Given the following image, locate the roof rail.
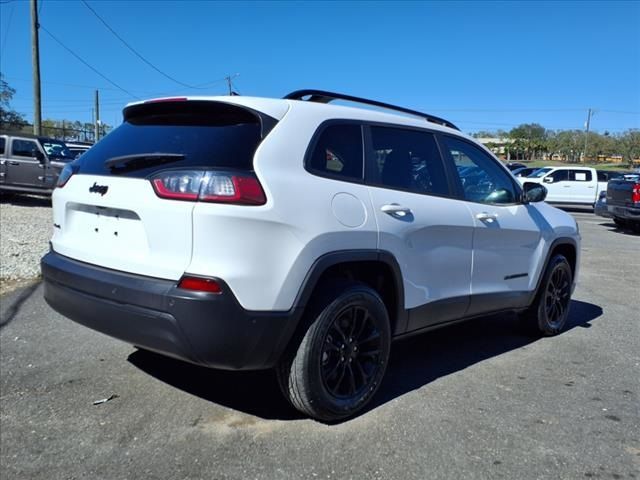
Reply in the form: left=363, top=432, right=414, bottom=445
left=283, top=89, right=459, bottom=131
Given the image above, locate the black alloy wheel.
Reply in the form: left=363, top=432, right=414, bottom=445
left=321, top=305, right=383, bottom=399
left=277, top=282, right=391, bottom=422
left=522, top=254, right=573, bottom=336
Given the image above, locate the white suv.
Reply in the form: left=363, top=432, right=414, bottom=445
left=42, top=90, right=580, bottom=421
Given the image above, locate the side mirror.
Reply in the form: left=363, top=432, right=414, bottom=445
left=34, top=151, right=46, bottom=163
left=522, top=182, right=547, bottom=203
left=543, top=176, right=553, bottom=184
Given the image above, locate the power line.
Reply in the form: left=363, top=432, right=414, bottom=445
left=0, top=3, right=13, bottom=57
left=81, top=0, right=204, bottom=89
left=39, top=24, right=139, bottom=99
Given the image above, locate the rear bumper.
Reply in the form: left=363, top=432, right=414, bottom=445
left=607, top=204, right=640, bottom=221
left=41, top=251, right=300, bottom=370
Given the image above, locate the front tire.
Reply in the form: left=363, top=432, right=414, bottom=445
left=522, top=254, right=573, bottom=336
left=277, top=283, right=391, bottom=421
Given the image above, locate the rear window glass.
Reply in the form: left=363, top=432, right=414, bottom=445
left=76, top=101, right=262, bottom=178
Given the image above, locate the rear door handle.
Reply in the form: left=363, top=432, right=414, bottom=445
left=381, top=203, right=412, bottom=218
left=8, top=161, right=19, bottom=166
left=476, top=212, right=498, bottom=222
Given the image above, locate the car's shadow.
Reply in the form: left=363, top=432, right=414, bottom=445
left=128, top=299, right=602, bottom=422
left=599, top=221, right=639, bottom=236
left=0, top=194, right=51, bottom=207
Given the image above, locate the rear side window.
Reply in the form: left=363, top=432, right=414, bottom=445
left=308, top=124, right=363, bottom=180
left=12, top=139, right=39, bottom=158
left=0, top=137, right=5, bottom=154
left=76, top=101, right=264, bottom=178
left=369, top=126, right=449, bottom=196
left=569, top=170, right=592, bottom=181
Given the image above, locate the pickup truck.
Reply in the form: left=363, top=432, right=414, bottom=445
left=606, top=176, right=640, bottom=232
left=0, top=131, right=76, bottom=195
left=519, top=166, right=607, bottom=207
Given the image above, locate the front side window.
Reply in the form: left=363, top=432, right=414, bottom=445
left=549, top=170, right=568, bottom=182
left=11, top=139, right=39, bottom=158
left=308, top=124, right=363, bottom=180
left=369, top=126, right=449, bottom=196
left=443, top=136, right=518, bottom=204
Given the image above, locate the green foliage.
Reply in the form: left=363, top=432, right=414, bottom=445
left=476, top=122, right=639, bottom=166
left=0, top=74, right=27, bottom=131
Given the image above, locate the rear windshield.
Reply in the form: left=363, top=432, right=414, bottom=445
left=76, top=101, right=263, bottom=178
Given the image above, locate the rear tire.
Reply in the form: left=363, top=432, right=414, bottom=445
left=521, top=254, right=573, bottom=336
left=277, top=282, right=391, bottom=422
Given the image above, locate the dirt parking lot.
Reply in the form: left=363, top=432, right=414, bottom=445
left=0, top=208, right=638, bottom=480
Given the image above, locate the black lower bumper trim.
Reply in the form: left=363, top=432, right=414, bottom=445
left=41, top=251, right=300, bottom=370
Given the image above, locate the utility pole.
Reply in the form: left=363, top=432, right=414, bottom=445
left=31, top=0, right=42, bottom=135
left=94, top=90, right=100, bottom=142
left=225, top=75, right=232, bottom=95
left=583, top=108, right=592, bottom=164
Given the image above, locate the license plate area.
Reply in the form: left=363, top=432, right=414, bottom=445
left=65, top=203, right=148, bottom=253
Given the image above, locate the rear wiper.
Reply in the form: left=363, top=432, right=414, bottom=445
left=104, top=153, right=185, bottom=171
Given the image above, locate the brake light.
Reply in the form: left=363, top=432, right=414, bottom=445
left=150, top=170, right=266, bottom=205
left=632, top=183, right=640, bottom=204
left=178, top=276, right=222, bottom=294
left=56, top=163, right=75, bottom=188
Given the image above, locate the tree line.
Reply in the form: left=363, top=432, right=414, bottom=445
left=2, top=75, right=639, bottom=163
left=472, top=123, right=640, bottom=165
left=1, top=74, right=111, bottom=143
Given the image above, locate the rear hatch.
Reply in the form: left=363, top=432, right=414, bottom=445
left=606, top=178, right=637, bottom=207
left=51, top=99, right=277, bottom=280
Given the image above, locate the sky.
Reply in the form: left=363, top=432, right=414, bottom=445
left=1, top=0, right=639, bottom=135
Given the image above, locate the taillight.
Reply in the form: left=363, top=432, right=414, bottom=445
left=150, top=170, right=266, bottom=205
left=632, top=183, right=640, bottom=204
left=177, top=276, right=222, bottom=294
left=56, top=163, right=75, bottom=188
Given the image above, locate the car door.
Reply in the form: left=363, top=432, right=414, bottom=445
left=439, top=135, right=545, bottom=315
left=7, top=137, right=47, bottom=189
left=568, top=168, right=595, bottom=203
left=0, top=136, right=7, bottom=186
left=365, top=125, right=475, bottom=333
left=541, top=169, right=569, bottom=202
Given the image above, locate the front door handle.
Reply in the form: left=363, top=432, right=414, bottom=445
left=476, top=212, right=498, bottom=222
left=381, top=203, right=412, bottom=218
left=8, top=161, right=19, bottom=166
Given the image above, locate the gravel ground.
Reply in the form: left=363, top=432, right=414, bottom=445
left=0, top=195, right=52, bottom=293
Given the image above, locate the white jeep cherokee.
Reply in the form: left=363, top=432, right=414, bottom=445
left=42, top=90, right=580, bottom=421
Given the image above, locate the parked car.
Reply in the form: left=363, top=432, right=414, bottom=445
left=41, top=90, right=580, bottom=421
left=505, top=162, right=527, bottom=171
left=521, top=166, right=607, bottom=207
left=0, top=131, right=75, bottom=195
left=606, top=176, right=640, bottom=232
left=594, top=190, right=611, bottom=219
left=65, top=141, right=93, bottom=159
left=511, top=166, right=540, bottom=178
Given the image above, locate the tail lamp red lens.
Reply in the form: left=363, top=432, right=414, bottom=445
left=150, top=170, right=266, bottom=205
left=178, top=276, right=222, bottom=294
left=632, top=183, right=640, bottom=204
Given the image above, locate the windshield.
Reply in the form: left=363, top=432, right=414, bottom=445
left=39, top=139, right=75, bottom=161
left=528, top=168, right=552, bottom=178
